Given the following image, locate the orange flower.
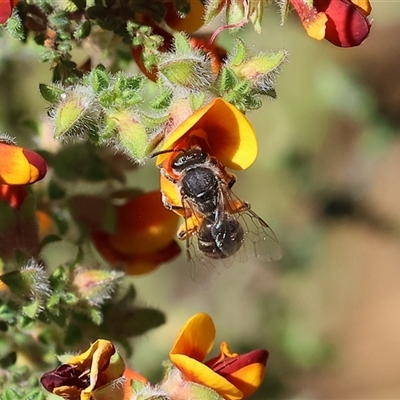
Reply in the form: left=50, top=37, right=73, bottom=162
left=290, top=0, right=371, bottom=47
left=169, top=313, right=268, bottom=400
left=156, top=98, right=257, bottom=171
left=164, top=0, right=205, bottom=33
left=41, top=339, right=128, bottom=400
left=156, top=98, right=257, bottom=208
left=92, top=191, right=180, bottom=275
left=0, top=0, right=19, bottom=24
left=0, top=141, right=47, bottom=185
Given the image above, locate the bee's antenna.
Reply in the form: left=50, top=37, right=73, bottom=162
left=150, top=148, right=185, bottom=158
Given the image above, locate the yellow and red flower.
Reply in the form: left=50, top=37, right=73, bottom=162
left=156, top=98, right=257, bottom=209
left=92, top=191, right=180, bottom=275
left=290, top=0, right=371, bottom=47
left=168, top=312, right=268, bottom=400
left=41, top=339, right=129, bottom=400
left=0, top=141, right=47, bottom=186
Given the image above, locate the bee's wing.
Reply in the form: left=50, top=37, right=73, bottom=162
left=219, top=184, right=282, bottom=263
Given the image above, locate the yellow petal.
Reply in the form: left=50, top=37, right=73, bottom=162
left=0, top=143, right=47, bottom=185
left=350, top=0, right=372, bottom=16
left=226, top=362, right=266, bottom=398
left=160, top=173, right=183, bottom=209
left=156, top=98, right=258, bottom=170
left=170, top=313, right=216, bottom=362
left=171, top=354, right=243, bottom=400
left=304, top=12, right=327, bottom=41
left=67, top=339, right=116, bottom=395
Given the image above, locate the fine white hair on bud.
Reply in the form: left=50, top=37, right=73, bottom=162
left=48, top=84, right=101, bottom=142
left=21, top=260, right=52, bottom=304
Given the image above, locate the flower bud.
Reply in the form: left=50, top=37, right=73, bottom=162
left=50, top=85, right=98, bottom=139
left=72, top=267, right=124, bottom=306
left=0, top=262, right=50, bottom=315
left=106, top=111, right=149, bottom=162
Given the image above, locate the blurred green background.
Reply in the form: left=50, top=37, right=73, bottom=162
left=1, top=2, right=400, bottom=398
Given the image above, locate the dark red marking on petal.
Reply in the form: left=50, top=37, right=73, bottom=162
left=40, top=364, right=88, bottom=393
left=212, top=349, right=269, bottom=376
left=314, top=0, right=371, bottom=47
left=22, top=149, right=47, bottom=181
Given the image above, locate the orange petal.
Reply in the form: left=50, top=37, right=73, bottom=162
left=170, top=313, right=216, bottom=362
left=156, top=98, right=258, bottom=171
left=123, top=241, right=181, bottom=275
left=171, top=354, right=243, bottom=400
left=109, top=191, right=179, bottom=255
left=0, top=143, right=47, bottom=185
left=164, top=0, right=205, bottom=33
left=225, top=359, right=267, bottom=398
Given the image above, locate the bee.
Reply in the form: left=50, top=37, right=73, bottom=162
left=155, top=146, right=281, bottom=282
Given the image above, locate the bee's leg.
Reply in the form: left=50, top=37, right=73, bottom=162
left=227, top=173, right=236, bottom=189
left=160, top=167, right=178, bottom=183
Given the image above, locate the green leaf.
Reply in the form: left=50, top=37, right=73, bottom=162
left=89, top=308, right=103, bottom=325
left=230, top=39, right=246, bottom=66
left=6, top=13, right=25, bottom=41
left=22, top=299, right=42, bottom=319
left=204, top=0, right=223, bottom=25
left=150, top=89, right=173, bottom=110
left=74, top=19, right=91, bottom=40
left=218, top=67, right=238, bottom=92
left=2, top=388, right=20, bottom=400
left=173, top=32, right=191, bottom=55
left=39, top=84, right=65, bottom=104
left=90, top=67, right=111, bottom=93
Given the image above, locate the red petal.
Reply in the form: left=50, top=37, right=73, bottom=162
left=22, top=148, right=48, bottom=182
left=213, top=349, right=268, bottom=376
left=0, top=0, right=12, bottom=24
left=314, top=0, right=371, bottom=47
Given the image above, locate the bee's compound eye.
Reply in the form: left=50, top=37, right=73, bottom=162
left=198, top=218, right=244, bottom=259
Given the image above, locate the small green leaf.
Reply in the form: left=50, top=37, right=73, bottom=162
left=39, top=84, right=65, bottom=104
left=74, top=19, right=91, bottom=40
left=189, top=92, right=206, bottom=111
left=90, top=68, right=110, bottom=93
left=230, top=39, right=246, bottom=66
left=6, top=13, right=25, bottom=41
left=150, top=88, right=173, bottom=110
left=173, top=32, right=191, bottom=55
left=2, top=388, right=20, bottom=400
left=22, top=300, right=42, bottom=319
left=89, top=308, right=103, bottom=325
left=218, top=67, right=238, bottom=92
